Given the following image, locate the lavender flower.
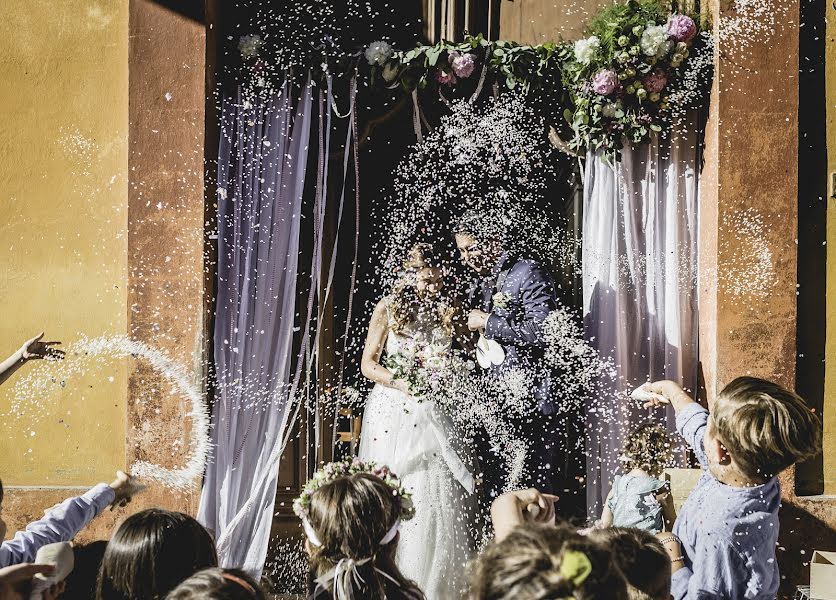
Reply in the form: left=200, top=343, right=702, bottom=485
left=591, top=69, right=620, bottom=96
left=667, top=14, right=697, bottom=42
left=449, top=51, right=476, bottom=78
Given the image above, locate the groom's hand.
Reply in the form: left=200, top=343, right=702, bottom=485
left=467, top=310, right=489, bottom=331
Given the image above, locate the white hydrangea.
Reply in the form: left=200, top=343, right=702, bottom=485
left=573, top=35, right=601, bottom=64
left=640, top=25, right=672, bottom=58
left=364, top=40, right=393, bottom=65
left=238, top=34, right=263, bottom=59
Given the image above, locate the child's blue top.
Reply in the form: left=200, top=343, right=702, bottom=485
left=671, top=403, right=780, bottom=600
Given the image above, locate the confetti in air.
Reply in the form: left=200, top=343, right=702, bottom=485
left=11, top=336, right=209, bottom=490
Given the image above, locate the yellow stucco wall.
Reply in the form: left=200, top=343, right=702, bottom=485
left=0, top=1, right=128, bottom=485
left=826, top=7, right=836, bottom=496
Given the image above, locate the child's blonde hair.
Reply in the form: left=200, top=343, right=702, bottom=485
left=712, top=377, right=822, bottom=480
left=588, top=527, right=670, bottom=600
left=468, top=523, right=628, bottom=600
left=620, top=423, right=672, bottom=477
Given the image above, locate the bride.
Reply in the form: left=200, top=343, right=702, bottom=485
left=358, top=243, right=477, bottom=600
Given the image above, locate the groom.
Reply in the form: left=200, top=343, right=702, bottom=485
left=454, top=211, right=584, bottom=518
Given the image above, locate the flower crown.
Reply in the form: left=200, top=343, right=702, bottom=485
left=293, top=456, right=416, bottom=521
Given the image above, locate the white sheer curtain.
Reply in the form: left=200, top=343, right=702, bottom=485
left=198, top=81, right=313, bottom=575
left=582, top=127, right=699, bottom=517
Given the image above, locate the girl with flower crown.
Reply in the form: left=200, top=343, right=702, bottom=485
left=358, top=242, right=477, bottom=599
left=295, top=460, right=424, bottom=600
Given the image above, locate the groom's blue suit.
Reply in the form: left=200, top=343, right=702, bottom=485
left=479, top=253, right=558, bottom=415
left=470, top=253, right=560, bottom=496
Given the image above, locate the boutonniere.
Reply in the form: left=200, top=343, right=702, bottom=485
left=492, top=291, right=512, bottom=310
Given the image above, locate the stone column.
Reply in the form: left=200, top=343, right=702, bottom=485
left=700, top=0, right=836, bottom=593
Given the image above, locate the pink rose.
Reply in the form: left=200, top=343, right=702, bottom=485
left=435, top=69, right=457, bottom=86
left=591, top=69, right=619, bottom=96
left=642, top=68, right=668, bottom=93
left=448, top=51, right=476, bottom=78
left=667, top=14, right=697, bottom=42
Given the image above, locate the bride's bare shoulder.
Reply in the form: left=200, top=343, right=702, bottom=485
left=371, top=297, right=392, bottom=322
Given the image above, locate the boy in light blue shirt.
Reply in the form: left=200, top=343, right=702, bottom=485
left=643, top=377, right=821, bottom=600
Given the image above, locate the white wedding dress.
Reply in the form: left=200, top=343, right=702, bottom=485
left=358, top=308, right=477, bottom=600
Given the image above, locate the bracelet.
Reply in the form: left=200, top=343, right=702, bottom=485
left=658, top=536, right=680, bottom=546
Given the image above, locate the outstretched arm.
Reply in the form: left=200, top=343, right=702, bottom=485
left=484, top=267, right=557, bottom=348
left=0, top=333, right=64, bottom=388
left=361, top=300, right=409, bottom=393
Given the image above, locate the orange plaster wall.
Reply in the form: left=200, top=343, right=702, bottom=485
left=0, top=0, right=207, bottom=541
left=699, top=0, right=836, bottom=595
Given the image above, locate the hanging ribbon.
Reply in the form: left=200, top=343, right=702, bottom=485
left=335, top=73, right=363, bottom=406
left=278, top=73, right=357, bottom=460
left=411, top=88, right=423, bottom=142
left=469, top=46, right=491, bottom=103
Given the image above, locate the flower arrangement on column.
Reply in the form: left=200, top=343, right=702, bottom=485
left=560, top=0, right=712, bottom=157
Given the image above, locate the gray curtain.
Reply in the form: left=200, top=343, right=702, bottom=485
left=198, top=80, right=313, bottom=575
left=582, top=127, right=700, bottom=518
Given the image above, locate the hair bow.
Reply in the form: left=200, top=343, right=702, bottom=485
left=560, top=550, right=592, bottom=587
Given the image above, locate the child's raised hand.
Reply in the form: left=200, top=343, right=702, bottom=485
left=635, top=380, right=695, bottom=412
left=631, top=382, right=670, bottom=408
left=491, top=488, right=559, bottom=541
left=109, top=471, right=146, bottom=510
left=20, top=333, right=64, bottom=361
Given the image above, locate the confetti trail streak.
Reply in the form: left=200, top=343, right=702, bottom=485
left=13, top=336, right=209, bottom=490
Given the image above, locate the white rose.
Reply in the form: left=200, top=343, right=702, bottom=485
left=364, top=40, right=393, bottom=65
left=640, top=25, right=672, bottom=58
left=238, top=34, right=263, bottom=59
left=573, top=35, right=601, bottom=65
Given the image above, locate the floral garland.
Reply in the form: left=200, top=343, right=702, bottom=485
left=366, top=33, right=567, bottom=94
left=293, top=456, right=415, bottom=521
left=560, top=0, right=710, bottom=156
left=231, top=0, right=711, bottom=155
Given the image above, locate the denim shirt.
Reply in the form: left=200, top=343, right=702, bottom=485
left=608, top=473, right=667, bottom=533
left=671, top=404, right=780, bottom=600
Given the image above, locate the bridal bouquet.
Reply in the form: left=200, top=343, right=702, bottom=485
left=384, top=343, right=475, bottom=399
left=561, top=0, right=708, bottom=157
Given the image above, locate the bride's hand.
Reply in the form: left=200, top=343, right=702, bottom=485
left=392, top=379, right=411, bottom=394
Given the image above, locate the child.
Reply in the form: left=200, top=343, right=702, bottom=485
left=643, top=377, right=822, bottom=600
left=468, top=522, right=629, bottom=600
left=96, top=509, right=218, bottom=600
left=0, top=471, right=140, bottom=567
left=589, top=527, right=670, bottom=600
left=600, top=423, right=676, bottom=533
left=165, top=568, right=266, bottom=600
left=295, top=459, right=424, bottom=600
